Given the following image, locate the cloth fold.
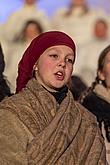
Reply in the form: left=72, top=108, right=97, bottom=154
left=1, top=78, right=106, bottom=164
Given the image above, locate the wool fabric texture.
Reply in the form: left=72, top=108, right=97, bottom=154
left=16, top=31, right=76, bottom=93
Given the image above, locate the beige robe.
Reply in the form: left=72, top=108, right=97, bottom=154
left=0, top=78, right=106, bottom=164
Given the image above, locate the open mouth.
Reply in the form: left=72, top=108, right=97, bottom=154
left=55, top=71, right=64, bottom=80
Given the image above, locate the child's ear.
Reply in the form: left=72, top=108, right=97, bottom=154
left=97, top=70, right=105, bottom=81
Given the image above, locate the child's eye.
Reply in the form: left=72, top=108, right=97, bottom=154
left=66, top=58, right=74, bottom=64
left=49, top=54, right=58, bottom=58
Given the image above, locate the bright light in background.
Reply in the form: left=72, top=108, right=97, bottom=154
left=37, top=0, right=69, bottom=17
left=0, top=0, right=109, bottom=23
left=0, top=0, right=22, bottom=23
left=0, top=0, right=69, bottom=23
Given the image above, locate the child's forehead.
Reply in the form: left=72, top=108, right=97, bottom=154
left=44, top=45, right=74, bottom=52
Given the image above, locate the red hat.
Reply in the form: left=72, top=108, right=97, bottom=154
left=16, top=31, right=76, bottom=93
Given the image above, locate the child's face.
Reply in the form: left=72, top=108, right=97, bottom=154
left=36, top=45, right=75, bottom=90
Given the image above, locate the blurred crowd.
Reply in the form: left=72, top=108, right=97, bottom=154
left=0, top=0, right=110, bottom=163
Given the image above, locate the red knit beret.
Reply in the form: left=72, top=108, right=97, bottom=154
left=16, top=31, right=76, bottom=93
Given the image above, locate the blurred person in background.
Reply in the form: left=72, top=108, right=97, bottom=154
left=52, top=0, right=107, bottom=46
left=14, top=19, right=43, bottom=45
left=74, top=18, right=110, bottom=86
left=4, top=19, right=43, bottom=93
left=0, top=43, right=12, bottom=101
left=79, top=45, right=110, bottom=163
left=0, top=0, right=51, bottom=46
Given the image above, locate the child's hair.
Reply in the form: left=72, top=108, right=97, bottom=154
left=79, top=45, right=110, bottom=103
